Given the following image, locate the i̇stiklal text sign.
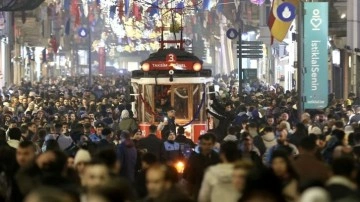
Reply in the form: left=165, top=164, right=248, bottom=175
left=303, top=2, right=329, bottom=109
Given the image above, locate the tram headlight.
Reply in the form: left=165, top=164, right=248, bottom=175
left=142, top=63, right=150, bottom=72
left=193, top=62, right=202, bottom=71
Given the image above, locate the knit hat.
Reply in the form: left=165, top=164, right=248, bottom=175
left=121, top=110, right=129, bottom=119
left=74, top=149, right=91, bottom=165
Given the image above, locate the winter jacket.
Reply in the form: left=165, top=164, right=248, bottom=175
left=261, top=132, right=277, bottom=150
left=198, top=163, right=240, bottom=202
left=184, top=150, right=220, bottom=199
left=119, top=118, right=138, bottom=132
left=117, top=139, right=137, bottom=182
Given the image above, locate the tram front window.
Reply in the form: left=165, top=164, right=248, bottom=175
left=173, top=87, right=189, bottom=120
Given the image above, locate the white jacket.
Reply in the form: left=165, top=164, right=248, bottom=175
left=198, top=163, right=240, bottom=202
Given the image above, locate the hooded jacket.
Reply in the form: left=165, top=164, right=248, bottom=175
left=261, top=132, right=277, bottom=150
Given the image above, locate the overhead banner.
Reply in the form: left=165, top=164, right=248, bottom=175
left=303, top=2, right=328, bottom=109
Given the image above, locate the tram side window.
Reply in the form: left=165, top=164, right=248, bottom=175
left=155, top=85, right=171, bottom=121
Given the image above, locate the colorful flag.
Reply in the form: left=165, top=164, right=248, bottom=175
left=148, top=0, right=159, bottom=17
left=65, top=18, right=70, bottom=35
left=268, top=0, right=299, bottom=43
left=133, top=2, right=141, bottom=21
left=110, top=5, right=116, bottom=19
left=125, top=0, right=130, bottom=18
left=118, top=0, right=123, bottom=19
left=71, top=0, right=80, bottom=27
left=202, top=0, right=210, bottom=11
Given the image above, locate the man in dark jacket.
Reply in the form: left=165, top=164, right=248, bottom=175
left=175, top=127, right=195, bottom=159
left=326, top=157, right=358, bottom=201
left=206, top=100, right=240, bottom=141
left=159, top=107, right=176, bottom=140
left=183, top=133, right=220, bottom=200
left=137, top=125, right=162, bottom=159
left=117, top=131, right=137, bottom=183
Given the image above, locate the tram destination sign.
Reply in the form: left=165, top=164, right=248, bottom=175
left=149, top=61, right=194, bottom=70
left=303, top=2, right=328, bottom=109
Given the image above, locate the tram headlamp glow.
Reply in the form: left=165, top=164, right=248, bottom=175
left=142, top=63, right=150, bottom=72
left=193, top=62, right=202, bottom=71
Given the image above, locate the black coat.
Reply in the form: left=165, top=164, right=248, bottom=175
left=137, top=134, right=162, bottom=160
left=183, top=150, right=220, bottom=199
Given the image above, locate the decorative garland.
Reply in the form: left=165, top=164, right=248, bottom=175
left=139, top=93, right=158, bottom=116
left=177, top=91, right=206, bottom=127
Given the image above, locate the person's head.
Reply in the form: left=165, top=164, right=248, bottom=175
left=24, top=187, right=77, bottom=202
left=146, top=164, right=174, bottom=199
left=74, top=149, right=92, bottom=176
left=247, top=123, right=258, bottom=136
left=241, top=132, right=254, bottom=152
left=167, top=131, right=176, bottom=141
left=166, top=107, right=176, bottom=118
left=262, top=126, right=274, bottom=136
left=332, top=157, right=356, bottom=180
left=95, top=122, right=105, bottom=135
left=270, top=150, right=297, bottom=179
left=70, top=113, right=76, bottom=121
left=225, top=102, right=233, bottom=112
left=177, top=126, right=185, bottom=136
left=8, top=127, right=22, bottom=141
left=81, top=160, right=110, bottom=189
left=267, top=115, right=275, bottom=126
left=120, top=110, right=129, bottom=119
left=220, top=141, right=240, bottom=163
left=277, top=128, right=288, bottom=143
left=281, top=113, right=289, bottom=121
left=101, top=127, right=113, bottom=140
left=36, top=150, right=68, bottom=175
left=198, top=133, right=216, bottom=154
left=149, top=124, right=157, bottom=134
left=233, top=160, right=254, bottom=192
left=16, top=140, right=37, bottom=168
left=299, top=136, right=317, bottom=154
left=141, top=152, right=158, bottom=170
left=93, top=148, right=120, bottom=175
left=353, top=132, right=360, bottom=145
left=27, top=122, right=37, bottom=134
left=160, top=98, right=167, bottom=105
left=356, top=106, right=360, bottom=114
left=228, top=126, right=237, bottom=136
left=86, top=178, right=135, bottom=202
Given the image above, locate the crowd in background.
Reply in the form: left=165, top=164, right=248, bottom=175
left=1, top=73, right=360, bottom=202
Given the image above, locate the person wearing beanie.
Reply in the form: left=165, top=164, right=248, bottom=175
left=74, top=149, right=91, bottom=176
left=160, top=131, right=182, bottom=163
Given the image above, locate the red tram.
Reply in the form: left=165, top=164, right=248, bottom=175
left=131, top=47, right=213, bottom=142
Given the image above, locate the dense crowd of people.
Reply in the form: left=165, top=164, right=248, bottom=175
left=1, top=74, right=360, bottom=202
